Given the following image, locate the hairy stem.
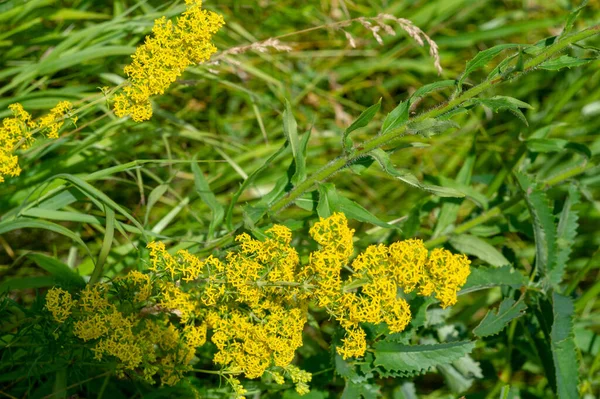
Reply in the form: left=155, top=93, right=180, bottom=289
left=268, top=25, right=600, bottom=215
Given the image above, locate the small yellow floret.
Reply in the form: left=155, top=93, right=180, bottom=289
left=45, top=287, right=75, bottom=323
left=113, top=0, right=225, bottom=122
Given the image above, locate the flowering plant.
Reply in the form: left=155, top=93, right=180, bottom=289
left=0, top=1, right=599, bottom=398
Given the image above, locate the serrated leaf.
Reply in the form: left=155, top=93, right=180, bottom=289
left=454, top=355, right=483, bottom=379
left=438, top=363, right=475, bottom=394
left=373, top=341, right=475, bottom=375
left=381, top=101, right=409, bottom=135
left=458, top=44, right=523, bottom=90
left=555, top=185, right=580, bottom=285
left=515, top=172, right=559, bottom=285
left=192, top=162, right=224, bottom=239
left=474, top=96, right=533, bottom=126
left=369, top=149, right=464, bottom=198
left=560, top=0, right=588, bottom=38
left=334, top=353, right=357, bottom=379
left=460, top=265, right=526, bottom=295
left=551, top=293, right=579, bottom=399
left=342, top=380, right=380, bottom=399
left=406, top=118, right=459, bottom=138
left=393, top=382, right=418, bottom=399
left=27, top=253, right=86, bottom=289
left=539, top=55, right=593, bottom=71
left=450, top=234, right=510, bottom=267
left=474, top=297, right=527, bottom=338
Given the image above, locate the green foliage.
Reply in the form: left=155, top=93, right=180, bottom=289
left=373, top=341, right=476, bottom=376
left=473, top=297, right=527, bottom=338
left=551, top=293, right=579, bottom=399
left=1, top=0, right=599, bottom=398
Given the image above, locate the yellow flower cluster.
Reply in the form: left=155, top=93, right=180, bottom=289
left=45, top=212, right=470, bottom=395
left=0, top=102, right=74, bottom=183
left=303, top=214, right=471, bottom=358
left=37, top=101, right=75, bottom=139
left=46, top=273, right=205, bottom=386
left=113, top=0, right=225, bottom=122
left=45, top=287, right=74, bottom=323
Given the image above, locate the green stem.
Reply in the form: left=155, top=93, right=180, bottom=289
left=268, top=25, right=600, bottom=215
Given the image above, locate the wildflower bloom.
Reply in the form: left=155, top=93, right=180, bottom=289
left=113, top=0, right=225, bottom=122
left=45, top=287, right=75, bottom=323
left=37, top=101, right=74, bottom=139
left=44, top=212, right=470, bottom=392
left=0, top=102, right=74, bottom=183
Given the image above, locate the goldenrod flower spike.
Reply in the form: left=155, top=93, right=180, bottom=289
left=44, top=212, right=470, bottom=392
left=45, top=287, right=75, bottom=323
left=0, top=102, right=74, bottom=183
left=113, top=0, right=225, bottom=122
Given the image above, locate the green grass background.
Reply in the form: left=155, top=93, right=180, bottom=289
left=1, top=0, right=600, bottom=397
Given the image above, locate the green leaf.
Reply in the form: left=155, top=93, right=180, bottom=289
left=292, top=128, right=311, bottom=185
left=450, top=234, right=510, bottom=267
left=345, top=99, right=381, bottom=145
left=90, top=206, right=115, bottom=284
left=381, top=101, right=409, bottom=135
left=560, top=0, right=588, bottom=39
left=473, top=297, right=527, bottom=338
left=192, top=161, right=225, bottom=239
left=374, top=341, right=476, bottom=376
left=551, top=293, right=579, bottom=399
left=49, top=9, right=111, bottom=20
left=369, top=149, right=464, bottom=198
left=555, top=185, right=580, bottom=286
left=316, top=182, right=393, bottom=228
left=458, top=44, right=523, bottom=90
left=406, top=118, right=459, bottom=138
left=0, top=276, right=55, bottom=293
left=27, top=253, right=85, bottom=289
left=410, top=80, right=456, bottom=104
left=539, top=55, right=593, bottom=71
left=434, top=151, right=475, bottom=237
left=515, top=172, right=559, bottom=285
left=526, top=138, right=591, bottom=158
left=342, top=380, right=380, bottom=399
left=0, top=218, right=93, bottom=260
left=225, top=142, right=289, bottom=229
left=282, top=99, right=302, bottom=180
left=461, top=266, right=526, bottom=295
left=337, top=196, right=395, bottom=229
left=144, top=184, right=169, bottom=226
left=317, top=183, right=338, bottom=218
left=474, top=96, right=533, bottom=126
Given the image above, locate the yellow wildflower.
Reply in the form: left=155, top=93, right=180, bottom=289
left=420, top=248, right=471, bottom=308
left=45, top=287, right=75, bottom=323
left=113, top=0, right=225, bottom=122
left=0, top=102, right=75, bottom=183
left=37, top=100, right=74, bottom=139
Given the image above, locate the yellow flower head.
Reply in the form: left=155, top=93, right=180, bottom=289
left=0, top=102, right=75, bottom=183
left=113, top=0, right=225, bottom=122
left=37, top=100, right=74, bottom=139
left=45, top=287, right=75, bottom=323
left=420, top=248, right=471, bottom=308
